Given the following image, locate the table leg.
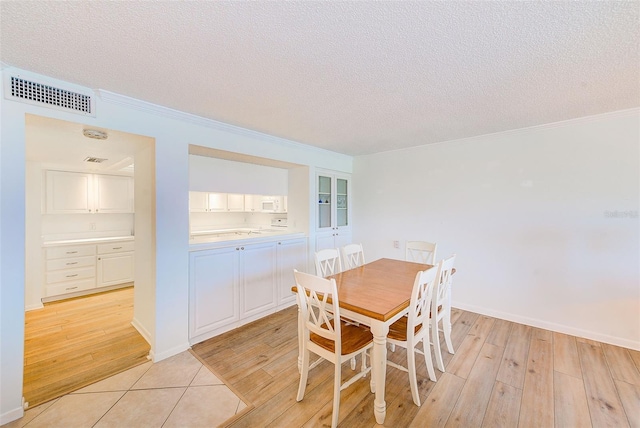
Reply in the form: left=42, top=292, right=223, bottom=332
left=370, top=320, right=389, bottom=424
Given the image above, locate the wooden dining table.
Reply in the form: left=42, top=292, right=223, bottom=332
left=295, top=257, right=434, bottom=425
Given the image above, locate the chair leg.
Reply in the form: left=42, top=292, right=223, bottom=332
left=331, top=362, right=341, bottom=428
left=421, top=337, right=437, bottom=382
left=407, top=344, right=420, bottom=406
left=296, top=349, right=310, bottom=401
left=443, top=310, right=454, bottom=355
left=350, top=356, right=356, bottom=370
left=432, top=318, right=445, bottom=372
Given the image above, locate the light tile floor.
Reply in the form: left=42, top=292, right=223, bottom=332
left=6, top=351, right=247, bottom=428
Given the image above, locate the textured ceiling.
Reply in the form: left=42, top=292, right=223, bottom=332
left=1, top=1, right=639, bottom=156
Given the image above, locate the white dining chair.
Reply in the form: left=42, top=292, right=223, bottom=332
left=405, top=241, right=437, bottom=265
left=315, top=248, right=342, bottom=277
left=316, top=247, right=359, bottom=370
left=386, top=266, right=438, bottom=406
left=294, top=270, right=373, bottom=428
left=340, top=243, right=365, bottom=270
left=432, top=254, right=456, bottom=372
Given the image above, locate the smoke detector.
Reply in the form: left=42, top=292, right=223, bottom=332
left=83, top=129, right=108, bottom=140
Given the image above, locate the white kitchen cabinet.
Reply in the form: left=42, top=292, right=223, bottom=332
left=240, top=241, right=277, bottom=318
left=44, top=243, right=96, bottom=297
left=44, top=238, right=135, bottom=300
left=276, top=238, right=308, bottom=306
left=227, top=193, right=245, bottom=212
left=46, top=170, right=92, bottom=214
left=315, top=170, right=352, bottom=251
left=45, top=170, right=133, bottom=214
left=93, top=174, right=134, bottom=213
left=244, top=194, right=260, bottom=212
left=189, top=191, right=209, bottom=212
left=188, top=236, right=308, bottom=343
left=97, top=241, right=135, bottom=287
left=208, top=193, right=227, bottom=211
left=189, top=191, right=229, bottom=212
left=189, top=246, right=240, bottom=339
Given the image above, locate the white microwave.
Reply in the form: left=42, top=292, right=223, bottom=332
left=262, top=199, right=279, bottom=212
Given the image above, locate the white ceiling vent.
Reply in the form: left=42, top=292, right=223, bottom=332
left=4, top=74, right=95, bottom=116
left=84, top=157, right=108, bottom=163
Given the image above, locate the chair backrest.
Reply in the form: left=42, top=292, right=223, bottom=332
left=315, top=248, right=342, bottom=277
left=406, top=241, right=437, bottom=265
left=340, top=243, right=365, bottom=270
left=434, top=254, right=456, bottom=307
left=294, top=269, right=341, bottom=353
left=407, top=267, right=438, bottom=338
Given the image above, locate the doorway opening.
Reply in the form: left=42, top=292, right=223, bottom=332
left=24, top=114, right=156, bottom=407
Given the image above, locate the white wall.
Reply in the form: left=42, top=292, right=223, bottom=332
left=189, top=155, right=288, bottom=194
left=0, top=66, right=352, bottom=424
left=353, top=109, right=640, bottom=350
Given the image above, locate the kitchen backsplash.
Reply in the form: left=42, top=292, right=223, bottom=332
left=190, top=211, right=286, bottom=232
left=42, top=213, right=134, bottom=240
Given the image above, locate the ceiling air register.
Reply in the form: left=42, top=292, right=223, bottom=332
left=5, top=75, right=95, bottom=116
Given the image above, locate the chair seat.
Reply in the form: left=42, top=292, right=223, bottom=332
left=388, top=316, right=423, bottom=341
left=310, top=320, right=373, bottom=355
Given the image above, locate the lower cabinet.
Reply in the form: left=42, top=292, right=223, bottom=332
left=189, top=246, right=241, bottom=338
left=240, top=242, right=277, bottom=318
left=97, top=253, right=135, bottom=287
left=189, top=237, right=308, bottom=343
left=45, top=244, right=96, bottom=297
left=315, top=230, right=352, bottom=252
left=44, top=239, right=134, bottom=300
left=276, top=238, right=308, bottom=306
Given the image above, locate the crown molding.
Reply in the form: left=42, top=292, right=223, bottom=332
left=96, top=89, right=346, bottom=158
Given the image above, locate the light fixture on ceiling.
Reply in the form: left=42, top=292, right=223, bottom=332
left=82, top=129, right=108, bottom=140
left=84, top=157, right=108, bottom=163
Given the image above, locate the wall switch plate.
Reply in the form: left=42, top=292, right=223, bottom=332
left=393, top=240, right=400, bottom=249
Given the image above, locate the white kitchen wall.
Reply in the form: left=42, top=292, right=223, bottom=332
left=189, top=212, right=285, bottom=232
left=189, top=154, right=288, bottom=194
left=41, top=213, right=134, bottom=238
left=353, top=108, right=640, bottom=350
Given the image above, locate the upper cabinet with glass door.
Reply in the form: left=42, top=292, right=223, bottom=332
left=316, top=170, right=351, bottom=232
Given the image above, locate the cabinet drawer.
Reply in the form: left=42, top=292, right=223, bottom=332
left=46, top=255, right=95, bottom=271
left=45, top=278, right=95, bottom=297
left=46, top=266, right=95, bottom=284
left=46, top=245, right=96, bottom=260
left=97, top=241, right=134, bottom=254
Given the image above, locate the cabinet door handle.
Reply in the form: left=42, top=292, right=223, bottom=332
left=65, top=286, right=78, bottom=291
left=66, top=262, right=78, bottom=265
left=112, top=247, right=122, bottom=250
left=66, top=251, right=78, bottom=254
left=66, top=274, right=78, bottom=278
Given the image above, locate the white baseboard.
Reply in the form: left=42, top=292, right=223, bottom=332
left=25, top=302, right=44, bottom=311
left=130, top=317, right=152, bottom=345
left=0, top=404, right=24, bottom=426
left=454, top=301, right=640, bottom=351
left=152, top=343, right=191, bottom=362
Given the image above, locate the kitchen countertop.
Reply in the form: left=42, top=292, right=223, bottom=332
left=42, top=236, right=135, bottom=247
left=189, top=229, right=306, bottom=251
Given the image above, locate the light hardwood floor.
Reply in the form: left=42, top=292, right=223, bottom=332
left=192, top=305, right=640, bottom=427
left=23, top=287, right=150, bottom=408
